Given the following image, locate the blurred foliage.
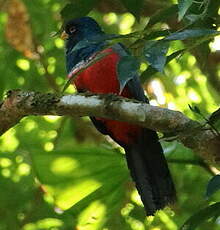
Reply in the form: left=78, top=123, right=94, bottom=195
left=0, top=0, right=220, bottom=229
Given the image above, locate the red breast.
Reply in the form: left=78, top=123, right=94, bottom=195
left=73, top=48, right=141, bottom=144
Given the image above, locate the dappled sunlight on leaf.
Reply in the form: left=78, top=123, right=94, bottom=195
left=55, top=179, right=102, bottom=209
left=187, top=88, right=202, bottom=103
left=77, top=200, right=106, bottom=230
left=23, top=218, right=63, bottom=230
left=17, top=76, right=25, bottom=86
left=24, top=119, right=38, bottom=132
left=103, top=12, right=118, bottom=25
left=31, top=147, right=128, bottom=212
left=18, top=163, right=31, bottom=176
left=1, top=168, right=11, bottom=178
left=119, top=13, right=135, bottom=34
left=16, top=58, right=30, bottom=71
left=43, top=116, right=61, bottom=123
left=0, top=158, right=12, bottom=168
left=44, top=142, right=54, bottom=152
left=54, top=38, right=64, bottom=49
left=0, top=129, right=19, bottom=152
left=157, top=211, right=177, bottom=230
left=131, top=189, right=143, bottom=207
left=50, top=157, right=79, bottom=175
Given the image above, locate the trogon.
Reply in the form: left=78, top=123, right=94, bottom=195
left=61, top=16, right=176, bottom=216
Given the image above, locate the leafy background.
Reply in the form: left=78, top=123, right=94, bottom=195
left=0, top=0, right=220, bottom=229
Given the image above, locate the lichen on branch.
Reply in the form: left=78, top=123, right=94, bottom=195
left=0, top=89, right=219, bottom=162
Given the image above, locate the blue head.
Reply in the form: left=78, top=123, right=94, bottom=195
left=62, top=17, right=105, bottom=73
left=63, top=17, right=104, bottom=52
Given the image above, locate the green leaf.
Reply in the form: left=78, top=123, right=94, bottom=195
left=166, top=49, right=185, bottom=62
left=67, top=31, right=142, bottom=54
left=117, top=55, right=140, bottom=93
left=120, top=0, right=144, bottom=21
left=31, top=146, right=128, bottom=211
left=188, top=104, right=193, bottom=111
left=71, top=34, right=118, bottom=52
left=144, top=29, right=173, bottom=40
left=194, top=106, right=201, bottom=114
left=165, top=29, right=220, bottom=41
left=61, top=0, right=97, bottom=22
left=206, top=175, right=220, bottom=198
left=143, top=40, right=169, bottom=72
left=181, top=202, right=220, bottom=230
left=30, top=146, right=128, bottom=227
left=70, top=32, right=141, bottom=53
left=185, top=14, right=202, bottom=24
left=145, top=5, right=178, bottom=29
left=188, top=104, right=201, bottom=114
left=209, top=108, right=220, bottom=131
left=209, top=108, right=220, bottom=124
left=178, top=0, right=193, bottom=21
left=140, top=49, right=184, bottom=83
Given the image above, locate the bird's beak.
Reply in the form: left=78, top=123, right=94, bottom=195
left=61, top=31, right=69, bottom=40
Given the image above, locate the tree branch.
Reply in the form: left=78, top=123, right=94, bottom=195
left=0, top=90, right=220, bottom=162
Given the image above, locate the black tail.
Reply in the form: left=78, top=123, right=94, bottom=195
left=125, top=129, right=176, bottom=216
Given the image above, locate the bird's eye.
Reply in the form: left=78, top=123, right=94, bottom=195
left=69, top=26, right=76, bottom=34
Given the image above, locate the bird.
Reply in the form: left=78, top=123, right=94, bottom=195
left=61, top=16, right=176, bottom=216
